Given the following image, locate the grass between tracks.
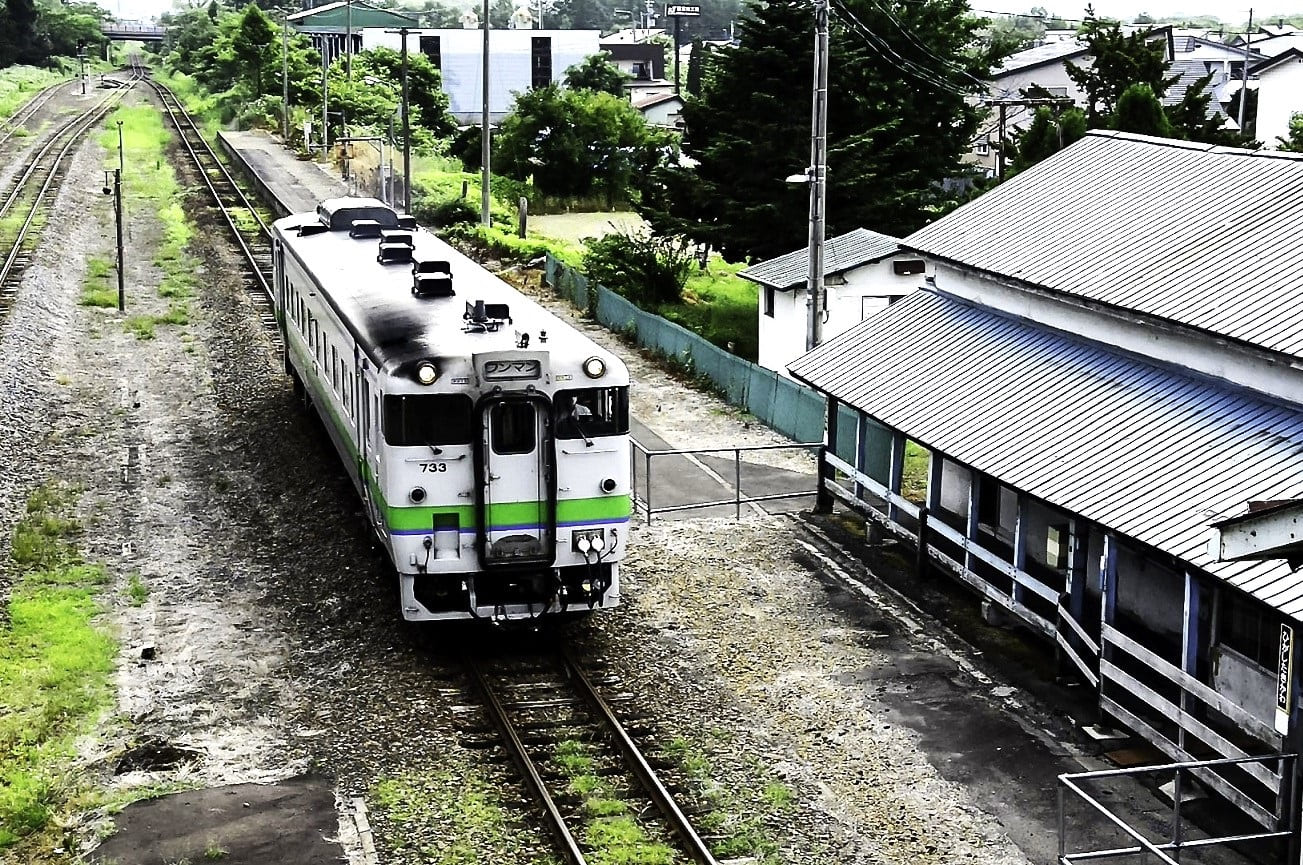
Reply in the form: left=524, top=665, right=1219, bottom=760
left=98, top=105, right=196, bottom=338
left=553, top=738, right=675, bottom=865
left=0, top=483, right=116, bottom=853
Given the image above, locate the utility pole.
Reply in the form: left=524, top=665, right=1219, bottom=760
left=322, top=46, right=330, bottom=151
left=804, top=0, right=829, bottom=352
left=1238, top=8, right=1253, bottom=133
left=984, top=96, right=1073, bottom=181
left=481, top=0, right=491, bottom=226
left=282, top=17, right=290, bottom=141
left=401, top=28, right=411, bottom=214
left=346, top=0, right=354, bottom=80
left=78, top=41, right=87, bottom=95
left=117, top=120, right=124, bottom=173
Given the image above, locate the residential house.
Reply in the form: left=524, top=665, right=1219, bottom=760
left=360, top=28, right=601, bottom=123
left=791, top=132, right=1303, bottom=835
left=741, top=228, right=926, bottom=377
left=631, top=92, right=683, bottom=129
left=1251, top=49, right=1303, bottom=146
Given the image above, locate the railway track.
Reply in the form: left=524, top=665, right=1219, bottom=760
left=465, top=648, right=721, bottom=865
left=0, top=70, right=142, bottom=310
left=143, top=76, right=277, bottom=332
left=0, top=79, right=71, bottom=151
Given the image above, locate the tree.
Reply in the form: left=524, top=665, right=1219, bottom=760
left=641, top=0, right=990, bottom=262
left=563, top=52, right=628, bottom=96
left=1277, top=113, right=1303, bottom=152
left=347, top=47, right=457, bottom=138
left=1112, top=82, right=1171, bottom=136
left=1066, top=11, right=1174, bottom=126
left=685, top=38, right=706, bottom=96
left=229, top=4, right=277, bottom=95
left=1010, top=105, right=1085, bottom=173
left=496, top=84, right=669, bottom=204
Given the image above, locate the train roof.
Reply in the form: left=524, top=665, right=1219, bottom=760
left=272, top=200, right=628, bottom=383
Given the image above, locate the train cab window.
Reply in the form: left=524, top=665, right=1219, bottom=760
left=491, top=403, right=536, bottom=455
left=383, top=394, right=474, bottom=446
left=554, top=387, right=628, bottom=440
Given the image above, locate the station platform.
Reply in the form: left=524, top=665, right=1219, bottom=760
left=217, top=130, right=348, bottom=217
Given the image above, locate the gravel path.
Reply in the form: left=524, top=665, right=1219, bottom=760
left=0, top=89, right=1033, bottom=865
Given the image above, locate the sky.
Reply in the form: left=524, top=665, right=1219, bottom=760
left=109, top=0, right=1295, bottom=28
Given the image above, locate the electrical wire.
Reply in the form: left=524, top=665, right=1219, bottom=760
left=829, top=0, right=982, bottom=97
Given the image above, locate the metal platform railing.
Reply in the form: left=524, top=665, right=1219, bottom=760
left=630, top=441, right=822, bottom=522
left=1058, top=753, right=1296, bottom=864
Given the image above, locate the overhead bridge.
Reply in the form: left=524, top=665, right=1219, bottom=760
left=101, top=21, right=166, bottom=40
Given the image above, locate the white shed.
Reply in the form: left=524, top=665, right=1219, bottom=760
left=740, top=228, right=928, bottom=377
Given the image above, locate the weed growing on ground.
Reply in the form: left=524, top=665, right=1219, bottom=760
left=372, top=771, right=559, bottom=865
left=80, top=256, right=118, bottom=308
left=126, top=573, right=149, bottom=606
left=661, top=734, right=793, bottom=864
left=0, top=483, right=116, bottom=852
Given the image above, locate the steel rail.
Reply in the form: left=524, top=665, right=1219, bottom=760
left=561, top=647, right=722, bottom=865
left=0, top=71, right=141, bottom=292
left=143, top=77, right=273, bottom=300
left=467, top=657, right=590, bottom=865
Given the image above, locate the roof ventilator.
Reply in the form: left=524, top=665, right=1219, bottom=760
left=463, top=299, right=511, bottom=333
left=349, top=219, right=383, bottom=239
left=397, top=214, right=418, bottom=230
left=412, top=259, right=454, bottom=297
left=297, top=222, right=329, bottom=237
left=378, top=230, right=415, bottom=264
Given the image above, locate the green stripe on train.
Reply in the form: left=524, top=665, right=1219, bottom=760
left=381, top=495, right=632, bottom=532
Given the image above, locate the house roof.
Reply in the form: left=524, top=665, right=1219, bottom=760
left=789, top=288, right=1303, bottom=619
left=1251, top=47, right=1303, bottom=75
left=903, top=131, right=1303, bottom=359
left=1162, top=58, right=1221, bottom=106
left=739, top=228, right=905, bottom=291
left=1241, top=32, right=1303, bottom=57
left=287, top=1, right=415, bottom=28
left=991, top=39, right=1088, bottom=78
left=631, top=92, right=682, bottom=110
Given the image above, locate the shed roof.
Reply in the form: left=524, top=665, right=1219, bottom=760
left=288, top=1, right=415, bottom=30
left=903, top=131, right=1303, bottom=359
left=739, top=228, right=904, bottom=291
left=789, top=289, right=1303, bottom=618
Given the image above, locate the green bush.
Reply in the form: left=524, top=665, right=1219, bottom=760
left=582, top=230, right=691, bottom=307
left=414, top=196, right=478, bottom=229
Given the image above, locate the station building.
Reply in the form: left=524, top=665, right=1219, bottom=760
left=792, top=131, right=1303, bottom=833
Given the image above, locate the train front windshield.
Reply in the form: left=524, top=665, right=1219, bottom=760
left=554, top=387, right=629, bottom=440
left=384, top=394, right=475, bottom=445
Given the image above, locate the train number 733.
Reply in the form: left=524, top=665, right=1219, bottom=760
left=419, top=462, right=448, bottom=473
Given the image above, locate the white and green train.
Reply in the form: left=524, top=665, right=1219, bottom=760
left=271, top=198, right=630, bottom=622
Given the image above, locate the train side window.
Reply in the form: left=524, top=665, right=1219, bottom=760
left=491, top=403, right=535, bottom=455
left=554, top=387, right=628, bottom=440
left=383, top=394, right=474, bottom=446
left=331, top=346, right=339, bottom=390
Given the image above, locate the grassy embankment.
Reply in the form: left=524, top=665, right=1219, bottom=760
left=82, top=104, right=195, bottom=344
left=0, top=484, right=116, bottom=854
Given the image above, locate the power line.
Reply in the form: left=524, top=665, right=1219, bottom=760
left=829, top=0, right=982, bottom=98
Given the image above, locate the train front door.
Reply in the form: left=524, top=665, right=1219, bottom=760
left=479, top=395, right=555, bottom=567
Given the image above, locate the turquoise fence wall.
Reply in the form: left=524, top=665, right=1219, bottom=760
left=545, top=255, right=827, bottom=444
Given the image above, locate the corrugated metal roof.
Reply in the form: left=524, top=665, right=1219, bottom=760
left=739, top=228, right=903, bottom=291
left=991, top=39, right=1088, bottom=77
left=904, top=131, right=1303, bottom=359
left=789, top=289, right=1303, bottom=619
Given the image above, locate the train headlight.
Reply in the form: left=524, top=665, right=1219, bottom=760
left=582, top=356, right=606, bottom=379
left=409, top=486, right=427, bottom=503
left=416, top=361, right=438, bottom=385
left=600, top=478, right=617, bottom=494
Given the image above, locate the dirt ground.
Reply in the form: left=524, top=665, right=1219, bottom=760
left=0, top=87, right=1199, bottom=865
